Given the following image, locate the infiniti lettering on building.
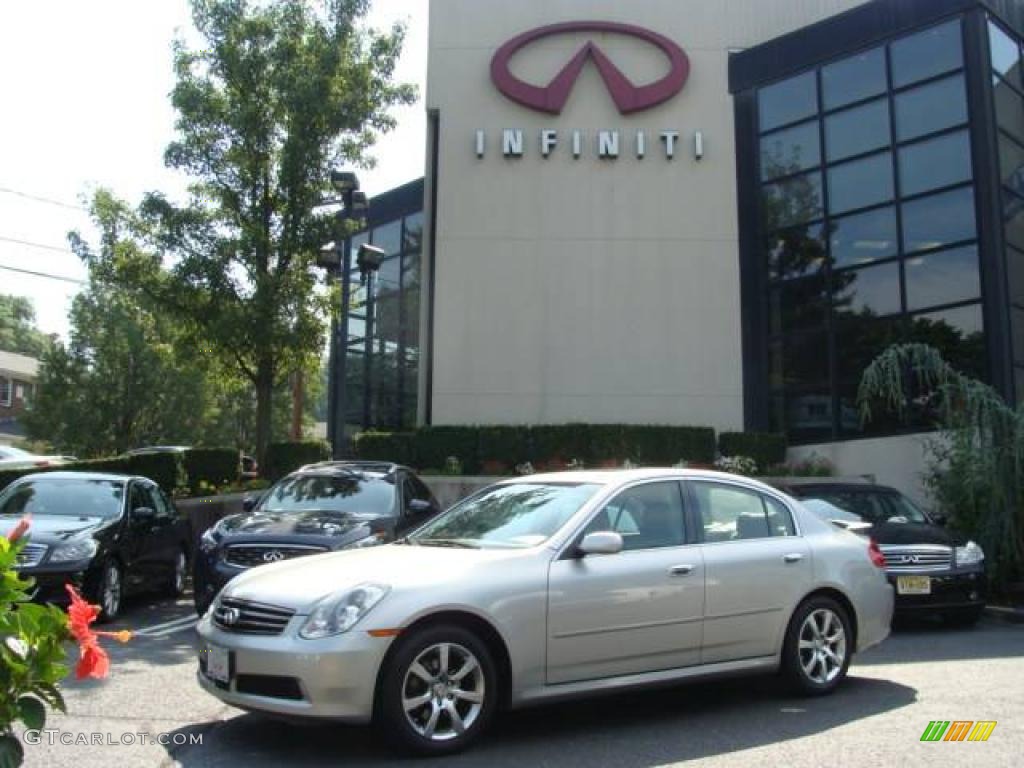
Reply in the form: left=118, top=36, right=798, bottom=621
left=476, top=21, right=700, bottom=160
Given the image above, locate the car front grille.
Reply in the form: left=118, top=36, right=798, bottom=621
left=224, top=543, right=327, bottom=568
left=212, top=597, right=296, bottom=635
left=14, top=543, right=47, bottom=568
left=880, top=545, right=952, bottom=572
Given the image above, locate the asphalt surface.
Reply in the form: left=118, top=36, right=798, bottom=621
left=16, top=591, right=1024, bottom=768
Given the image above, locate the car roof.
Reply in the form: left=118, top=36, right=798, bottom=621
left=498, top=468, right=786, bottom=494
left=293, top=460, right=407, bottom=477
left=779, top=481, right=902, bottom=496
left=10, top=471, right=145, bottom=483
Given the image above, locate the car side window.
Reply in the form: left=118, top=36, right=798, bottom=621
left=128, top=483, right=149, bottom=515
left=693, top=482, right=795, bottom=542
left=150, top=486, right=175, bottom=520
left=582, top=481, right=686, bottom=551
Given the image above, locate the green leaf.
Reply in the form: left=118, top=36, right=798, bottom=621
left=17, top=696, right=46, bottom=730
left=0, top=735, right=23, bottom=768
left=31, top=683, right=65, bottom=714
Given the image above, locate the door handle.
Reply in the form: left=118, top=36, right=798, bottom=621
left=783, top=553, right=804, bottom=564
left=669, top=564, right=695, bottom=576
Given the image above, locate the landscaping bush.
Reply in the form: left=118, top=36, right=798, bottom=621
left=353, top=432, right=417, bottom=465
left=476, top=426, right=532, bottom=470
left=183, top=447, right=240, bottom=493
left=621, top=425, right=716, bottom=465
left=122, top=452, right=184, bottom=494
left=718, top=432, right=787, bottom=470
left=265, top=441, right=330, bottom=481
left=415, top=427, right=482, bottom=474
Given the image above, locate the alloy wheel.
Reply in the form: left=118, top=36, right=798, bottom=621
left=798, top=608, right=846, bottom=684
left=401, top=642, right=485, bottom=742
left=102, top=563, right=122, bottom=618
left=173, top=552, right=187, bottom=593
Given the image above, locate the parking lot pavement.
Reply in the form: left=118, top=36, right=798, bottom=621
left=18, top=599, right=1024, bottom=768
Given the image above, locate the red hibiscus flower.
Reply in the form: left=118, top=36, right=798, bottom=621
left=64, top=585, right=132, bottom=679
left=6, top=514, right=31, bottom=542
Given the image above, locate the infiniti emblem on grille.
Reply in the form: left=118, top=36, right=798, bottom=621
left=221, top=607, right=240, bottom=625
left=263, top=549, right=285, bottom=563
left=901, top=555, right=920, bottom=564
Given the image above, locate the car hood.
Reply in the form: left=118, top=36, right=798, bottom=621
left=864, top=520, right=963, bottom=547
left=0, top=515, right=110, bottom=544
left=224, top=543, right=522, bottom=613
left=219, top=509, right=387, bottom=539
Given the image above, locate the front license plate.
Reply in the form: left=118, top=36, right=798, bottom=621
left=897, top=575, right=931, bottom=595
left=205, top=645, right=231, bottom=683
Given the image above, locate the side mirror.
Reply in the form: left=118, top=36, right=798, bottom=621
left=242, top=496, right=259, bottom=513
left=931, top=513, right=948, bottom=527
left=408, top=499, right=433, bottom=515
left=132, top=506, right=156, bottom=521
left=578, top=531, right=624, bottom=557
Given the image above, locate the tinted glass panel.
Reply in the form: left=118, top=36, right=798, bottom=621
left=825, top=99, right=890, bottom=162
left=994, top=78, right=1024, bottom=142
left=1004, top=189, right=1024, bottom=250
left=830, top=206, right=899, bottom=268
left=822, top=47, right=887, bottom=110
left=1014, top=309, right=1024, bottom=365
left=898, top=130, right=973, bottom=197
left=902, top=186, right=977, bottom=253
left=835, top=316, right=905, bottom=436
left=767, top=223, right=826, bottom=280
left=827, top=152, right=894, bottom=215
left=761, top=121, right=821, bottom=179
left=1008, top=245, right=1024, bottom=306
left=894, top=75, right=968, bottom=142
left=1017, top=367, right=1024, bottom=406
left=583, top=481, right=685, bottom=550
left=769, top=276, right=827, bottom=335
left=372, top=219, right=402, bottom=257
left=999, top=133, right=1024, bottom=194
left=403, top=212, right=424, bottom=252
left=904, top=245, right=980, bottom=311
left=768, top=334, right=829, bottom=391
left=834, top=262, right=902, bottom=318
left=762, top=172, right=823, bottom=228
left=768, top=390, right=835, bottom=442
left=759, top=71, right=818, bottom=132
left=990, top=20, right=1022, bottom=87
left=891, top=20, right=963, bottom=89
left=908, top=304, right=986, bottom=380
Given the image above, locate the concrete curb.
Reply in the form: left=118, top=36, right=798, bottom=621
left=984, top=605, right=1024, bottom=624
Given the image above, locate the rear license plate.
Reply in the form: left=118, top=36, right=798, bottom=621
left=897, top=575, right=931, bottom=595
left=205, top=645, right=231, bottom=683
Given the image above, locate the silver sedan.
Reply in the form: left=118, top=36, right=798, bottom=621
left=196, top=469, right=893, bottom=755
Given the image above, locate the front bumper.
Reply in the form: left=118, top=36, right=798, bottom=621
left=195, top=613, right=393, bottom=722
left=15, top=563, right=94, bottom=604
left=888, top=566, right=986, bottom=613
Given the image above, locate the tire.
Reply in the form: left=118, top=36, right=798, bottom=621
left=782, top=596, right=852, bottom=696
left=164, top=548, right=188, bottom=598
left=377, top=624, right=499, bottom=756
left=945, top=606, right=983, bottom=627
left=92, top=560, right=123, bottom=622
left=192, top=563, right=214, bottom=616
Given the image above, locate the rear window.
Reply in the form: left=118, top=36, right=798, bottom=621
left=260, top=473, right=396, bottom=516
left=800, top=489, right=928, bottom=524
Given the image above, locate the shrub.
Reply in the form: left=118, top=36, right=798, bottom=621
left=415, top=427, right=482, bottom=474
left=265, top=441, right=331, bottom=481
left=122, top=453, right=184, bottom=494
left=476, top=426, right=531, bottom=467
left=183, top=448, right=240, bottom=494
left=353, top=432, right=417, bottom=465
left=719, top=432, right=787, bottom=469
left=621, top=426, right=716, bottom=465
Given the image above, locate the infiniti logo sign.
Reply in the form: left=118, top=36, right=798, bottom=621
left=491, top=21, right=690, bottom=115
left=263, top=550, right=285, bottom=563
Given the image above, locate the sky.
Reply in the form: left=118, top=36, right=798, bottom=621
left=0, top=0, right=428, bottom=340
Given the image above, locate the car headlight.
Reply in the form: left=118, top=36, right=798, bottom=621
left=200, top=523, right=222, bottom=553
left=956, top=540, right=984, bottom=566
left=345, top=531, right=388, bottom=549
left=48, top=538, right=98, bottom=563
left=299, top=583, right=390, bottom=640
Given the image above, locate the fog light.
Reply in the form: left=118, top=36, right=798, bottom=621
left=969, top=591, right=978, bottom=601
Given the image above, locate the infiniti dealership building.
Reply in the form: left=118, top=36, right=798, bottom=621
left=337, top=0, right=1024, bottom=498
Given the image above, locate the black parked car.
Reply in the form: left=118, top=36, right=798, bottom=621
left=0, top=472, right=191, bottom=620
left=193, top=461, right=442, bottom=615
left=777, top=481, right=986, bottom=625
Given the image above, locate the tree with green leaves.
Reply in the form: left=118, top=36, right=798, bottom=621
left=0, top=295, right=51, bottom=359
left=80, top=0, right=415, bottom=463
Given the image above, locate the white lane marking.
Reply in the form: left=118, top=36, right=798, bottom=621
left=134, top=614, right=199, bottom=636
left=144, top=620, right=198, bottom=638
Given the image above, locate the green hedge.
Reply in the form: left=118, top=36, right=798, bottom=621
left=183, top=447, right=240, bottom=493
left=265, top=441, right=331, bottom=481
left=352, top=424, right=717, bottom=470
left=0, top=452, right=183, bottom=495
left=718, top=432, right=787, bottom=470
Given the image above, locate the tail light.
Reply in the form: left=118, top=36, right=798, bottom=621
left=33, top=460, right=51, bottom=468
left=868, top=538, right=886, bottom=569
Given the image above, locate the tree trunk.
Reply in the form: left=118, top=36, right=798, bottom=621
left=255, top=357, right=274, bottom=469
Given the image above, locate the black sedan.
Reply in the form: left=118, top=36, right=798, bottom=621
left=0, top=472, right=191, bottom=620
left=777, top=481, right=986, bottom=625
left=192, top=461, right=441, bottom=615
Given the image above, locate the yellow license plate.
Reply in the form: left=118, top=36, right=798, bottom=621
left=897, top=575, right=931, bottom=595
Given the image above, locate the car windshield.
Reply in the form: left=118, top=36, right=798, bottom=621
left=260, top=473, right=395, bottom=516
left=0, top=478, right=125, bottom=518
left=409, top=482, right=601, bottom=549
left=802, top=489, right=929, bottom=524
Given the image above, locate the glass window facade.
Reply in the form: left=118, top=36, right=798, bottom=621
left=337, top=182, right=424, bottom=435
left=753, top=18, right=986, bottom=443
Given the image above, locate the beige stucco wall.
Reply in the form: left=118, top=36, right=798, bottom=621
left=424, top=0, right=869, bottom=428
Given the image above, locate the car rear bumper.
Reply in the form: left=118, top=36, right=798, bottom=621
left=888, top=567, right=986, bottom=613
left=195, top=614, right=392, bottom=722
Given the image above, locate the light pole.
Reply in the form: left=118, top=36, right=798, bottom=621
left=356, top=243, right=387, bottom=430
left=317, top=170, right=367, bottom=458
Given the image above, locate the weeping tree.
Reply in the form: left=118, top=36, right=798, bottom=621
left=858, top=343, right=1024, bottom=584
